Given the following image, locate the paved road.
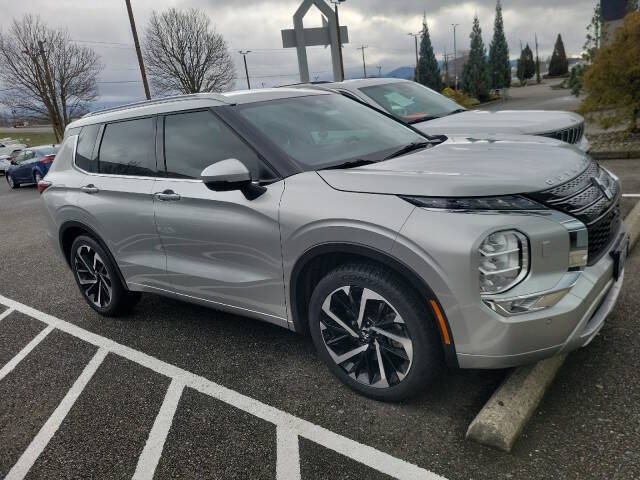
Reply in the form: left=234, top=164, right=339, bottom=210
left=478, top=81, right=583, bottom=113
left=0, top=163, right=639, bottom=479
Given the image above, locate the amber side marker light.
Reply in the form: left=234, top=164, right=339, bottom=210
left=429, top=299, right=451, bottom=345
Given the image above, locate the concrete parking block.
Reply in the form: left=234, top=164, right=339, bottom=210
left=465, top=354, right=566, bottom=452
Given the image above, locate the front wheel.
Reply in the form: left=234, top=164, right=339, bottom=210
left=70, top=235, right=140, bottom=317
left=308, top=264, right=443, bottom=401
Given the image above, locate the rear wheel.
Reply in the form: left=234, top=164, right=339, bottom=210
left=6, top=174, right=18, bottom=189
left=70, top=235, right=140, bottom=316
left=308, top=263, right=442, bottom=401
left=34, top=171, right=42, bottom=184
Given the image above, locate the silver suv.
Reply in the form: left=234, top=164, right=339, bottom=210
left=41, top=89, right=627, bottom=401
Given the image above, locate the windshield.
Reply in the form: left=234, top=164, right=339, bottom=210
left=236, top=94, right=427, bottom=170
left=359, top=82, right=464, bottom=123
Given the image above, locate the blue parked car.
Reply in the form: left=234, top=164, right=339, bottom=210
left=6, top=145, right=59, bottom=189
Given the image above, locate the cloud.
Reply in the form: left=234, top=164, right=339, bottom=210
left=0, top=0, right=596, bottom=105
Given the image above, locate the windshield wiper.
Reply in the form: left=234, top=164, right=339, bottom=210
left=407, top=116, right=437, bottom=124
left=447, top=108, right=466, bottom=115
left=383, top=141, right=431, bottom=160
left=320, top=159, right=377, bottom=170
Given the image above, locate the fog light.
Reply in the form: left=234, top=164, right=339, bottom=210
left=479, top=230, right=529, bottom=294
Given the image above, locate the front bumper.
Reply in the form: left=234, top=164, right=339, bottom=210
left=456, top=228, right=627, bottom=369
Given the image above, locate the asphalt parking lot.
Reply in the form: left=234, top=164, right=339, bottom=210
left=1, top=159, right=639, bottom=479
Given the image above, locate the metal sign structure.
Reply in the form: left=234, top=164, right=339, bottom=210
left=281, top=0, right=349, bottom=82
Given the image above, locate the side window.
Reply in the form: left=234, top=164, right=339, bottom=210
left=163, top=110, right=273, bottom=180
left=14, top=152, right=25, bottom=163
left=75, top=124, right=101, bottom=172
left=98, top=117, right=156, bottom=176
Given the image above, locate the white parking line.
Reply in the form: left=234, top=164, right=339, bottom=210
left=0, top=307, right=14, bottom=323
left=277, top=425, right=302, bottom=480
left=0, top=324, right=54, bottom=382
left=133, top=379, right=185, bottom=480
left=622, top=194, right=640, bottom=198
left=4, top=347, right=108, bottom=480
left=0, top=293, right=447, bottom=480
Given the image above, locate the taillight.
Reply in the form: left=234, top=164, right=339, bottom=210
left=40, top=154, right=55, bottom=164
left=37, top=180, right=52, bottom=194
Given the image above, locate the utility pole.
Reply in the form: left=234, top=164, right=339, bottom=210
left=239, top=50, right=251, bottom=89
left=535, top=33, right=541, bottom=84
left=357, top=44, right=368, bottom=78
left=36, top=40, right=63, bottom=140
left=125, top=0, right=151, bottom=100
left=330, top=0, right=346, bottom=81
left=408, top=32, right=420, bottom=80
left=451, top=24, right=459, bottom=90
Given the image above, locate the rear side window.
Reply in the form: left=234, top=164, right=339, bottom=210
left=76, top=124, right=100, bottom=172
left=98, top=117, right=156, bottom=176
left=163, top=110, right=273, bottom=180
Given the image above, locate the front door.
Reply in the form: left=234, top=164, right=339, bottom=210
left=153, top=109, right=287, bottom=325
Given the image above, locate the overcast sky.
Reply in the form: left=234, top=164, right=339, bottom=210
left=0, top=0, right=597, bottom=106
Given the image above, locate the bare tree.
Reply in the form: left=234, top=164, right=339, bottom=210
left=0, top=15, right=102, bottom=142
left=143, top=8, right=236, bottom=95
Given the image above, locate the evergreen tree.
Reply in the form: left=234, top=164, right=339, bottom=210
left=549, top=34, right=569, bottom=75
left=583, top=4, right=605, bottom=62
left=462, top=15, right=491, bottom=100
left=488, top=0, right=511, bottom=89
left=516, top=44, right=535, bottom=85
left=416, top=15, right=443, bottom=91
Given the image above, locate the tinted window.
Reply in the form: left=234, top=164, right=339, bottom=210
left=163, top=110, right=272, bottom=180
left=76, top=124, right=101, bottom=172
left=98, top=117, right=156, bottom=176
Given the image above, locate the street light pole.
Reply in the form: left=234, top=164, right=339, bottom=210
left=330, top=0, right=346, bottom=82
left=239, top=50, right=251, bottom=89
left=451, top=23, right=459, bottom=89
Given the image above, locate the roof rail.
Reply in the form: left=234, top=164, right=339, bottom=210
left=82, top=93, right=230, bottom=118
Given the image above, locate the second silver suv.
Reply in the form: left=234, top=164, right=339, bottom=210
left=41, top=89, right=627, bottom=401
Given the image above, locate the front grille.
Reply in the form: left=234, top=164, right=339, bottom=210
left=539, top=122, right=584, bottom=144
left=528, top=160, right=621, bottom=264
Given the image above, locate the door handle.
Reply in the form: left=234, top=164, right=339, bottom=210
left=155, top=190, right=181, bottom=201
left=80, top=184, right=99, bottom=194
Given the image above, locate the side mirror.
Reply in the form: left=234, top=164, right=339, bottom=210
left=10, top=159, right=17, bottom=165
left=200, top=158, right=266, bottom=200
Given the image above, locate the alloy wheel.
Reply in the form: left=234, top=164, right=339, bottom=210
left=319, top=286, right=414, bottom=388
left=74, top=245, right=113, bottom=308
left=7, top=175, right=14, bottom=188
left=34, top=172, right=42, bottom=183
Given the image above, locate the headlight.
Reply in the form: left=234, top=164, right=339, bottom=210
left=478, top=230, right=529, bottom=294
left=401, top=195, right=545, bottom=211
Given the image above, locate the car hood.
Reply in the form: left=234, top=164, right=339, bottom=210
left=316, top=135, right=590, bottom=197
left=413, top=110, right=583, bottom=136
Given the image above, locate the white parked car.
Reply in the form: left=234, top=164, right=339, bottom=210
left=0, top=140, right=26, bottom=157
left=0, top=155, right=11, bottom=175
left=316, top=78, right=591, bottom=152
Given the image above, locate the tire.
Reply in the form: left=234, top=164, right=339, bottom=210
left=308, top=263, right=443, bottom=401
left=70, top=235, right=140, bottom=317
left=6, top=174, right=18, bottom=189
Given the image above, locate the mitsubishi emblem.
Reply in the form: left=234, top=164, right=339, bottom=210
left=592, top=177, right=613, bottom=200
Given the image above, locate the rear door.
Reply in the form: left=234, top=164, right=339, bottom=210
left=153, top=109, right=287, bottom=324
left=75, top=116, right=166, bottom=288
left=15, top=150, right=35, bottom=182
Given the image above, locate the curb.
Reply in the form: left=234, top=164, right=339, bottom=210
left=466, top=199, right=640, bottom=452
left=590, top=150, right=640, bottom=160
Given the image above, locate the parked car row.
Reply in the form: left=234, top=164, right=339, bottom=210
left=38, top=84, right=626, bottom=401
left=4, top=145, right=59, bottom=188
